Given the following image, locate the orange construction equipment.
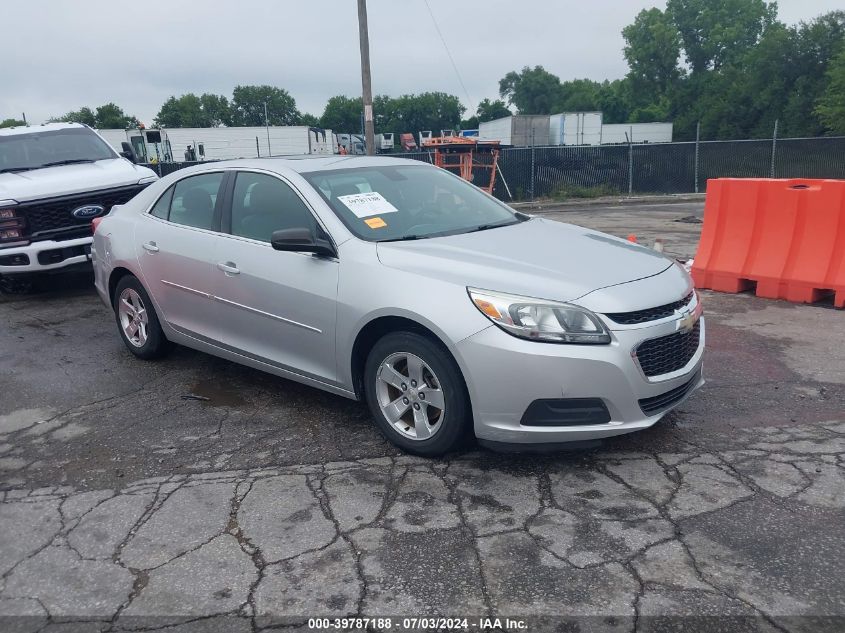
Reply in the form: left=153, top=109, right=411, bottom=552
left=692, top=178, right=845, bottom=308
left=421, top=136, right=500, bottom=194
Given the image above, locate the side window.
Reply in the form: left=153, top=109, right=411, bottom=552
left=168, top=172, right=224, bottom=230
left=230, top=172, right=315, bottom=243
left=149, top=186, right=173, bottom=219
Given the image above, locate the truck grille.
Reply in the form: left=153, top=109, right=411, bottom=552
left=606, top=292, right=694, bottom=325
left=635, top=320, right=700, bottom=377
left=17, top=184, right=147, bottom=242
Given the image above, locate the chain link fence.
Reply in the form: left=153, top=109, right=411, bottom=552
left=143, top=136, right=845, bottom=202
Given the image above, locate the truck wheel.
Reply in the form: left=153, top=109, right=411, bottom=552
left=364, top=331, right=470, bottom=457
left=113, top=276, right=171, bottom=359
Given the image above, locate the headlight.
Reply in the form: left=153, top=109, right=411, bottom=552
left=468, top=288, right=611, bottom=344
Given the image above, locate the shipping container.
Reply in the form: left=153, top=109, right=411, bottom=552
left=548, top=112, right=603, bottom=145
left=478, top=115, right=550, bottom=146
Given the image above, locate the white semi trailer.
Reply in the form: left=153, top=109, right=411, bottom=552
left=548, top=112, right=603, bottom=145
left=477, top=115, right=550, bottom=146
left=98, top=126, right=337, bottom=162
left=599, top=123, right=674, bottom=144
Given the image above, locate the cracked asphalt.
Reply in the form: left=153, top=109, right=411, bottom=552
left=1, top=201, right=844, bottom=632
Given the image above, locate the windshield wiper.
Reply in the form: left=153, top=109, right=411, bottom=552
left=38, top=159, right=95, bottom=168
left=465, top=219, right=519, bottom=234
left=0, top=167, right=33, bottom=174
left=378, top=233, right=425, bottom=243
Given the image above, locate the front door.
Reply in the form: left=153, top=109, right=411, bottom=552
left=211, top=170, right=339, bottom=383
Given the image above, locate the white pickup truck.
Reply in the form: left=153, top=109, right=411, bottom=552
left=0, top=123, right=157, bottom=287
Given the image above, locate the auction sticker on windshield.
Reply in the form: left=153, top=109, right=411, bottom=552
left=337, top=192, right=399, bottom=218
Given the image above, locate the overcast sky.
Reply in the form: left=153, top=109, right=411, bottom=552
left=3, top=0, right=842, bottom=126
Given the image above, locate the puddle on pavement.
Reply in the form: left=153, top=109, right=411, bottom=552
left=185, top=378, right=247, bottom=407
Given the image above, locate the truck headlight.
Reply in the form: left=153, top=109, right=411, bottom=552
left=468, top=288, right=611, bottom=344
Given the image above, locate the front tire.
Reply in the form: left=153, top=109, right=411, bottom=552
left=113, top=275, right=171, bottom=360
left=364, top=331, right=470, bottom=456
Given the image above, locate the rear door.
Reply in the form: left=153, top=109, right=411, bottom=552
left=134, top=171, right=227, bottom=340
left=211, top=169, right=339, bottom=383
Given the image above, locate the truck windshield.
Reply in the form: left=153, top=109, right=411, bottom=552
left=0, top=127, right=117, bottom=173
left=302, top=164, right=520, bottom=242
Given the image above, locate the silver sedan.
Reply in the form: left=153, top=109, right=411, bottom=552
left=92, top=156, right=704, bottom=456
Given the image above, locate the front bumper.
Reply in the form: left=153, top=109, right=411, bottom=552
left=0, top=236, right=93, bottom=274
left=457, top=315, right=705, bottom=444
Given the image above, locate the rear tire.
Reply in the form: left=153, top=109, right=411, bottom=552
left=113, top=275, right=172, bottom=360
left=364, top=331, right=470, bottom=457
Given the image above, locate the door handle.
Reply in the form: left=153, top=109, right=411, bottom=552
left=217, top=261, right=240, bottom=275
left=142, top=241, right=159, bottom=253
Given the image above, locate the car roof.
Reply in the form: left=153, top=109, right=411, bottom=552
left=201, top=155, right=430, bottom=175
left=0, top=122, right=88, bottom=137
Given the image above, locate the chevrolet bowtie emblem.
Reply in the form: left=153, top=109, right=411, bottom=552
left=675, top=308, right=696, bottom=333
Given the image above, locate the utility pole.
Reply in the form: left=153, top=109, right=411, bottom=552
left=357, top=0, right=375, bottom=155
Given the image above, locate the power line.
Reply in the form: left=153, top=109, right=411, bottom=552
left=422, top=0, right=475, bottom=116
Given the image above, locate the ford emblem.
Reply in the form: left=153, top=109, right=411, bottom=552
left=71, top=204, right=106, bottom=219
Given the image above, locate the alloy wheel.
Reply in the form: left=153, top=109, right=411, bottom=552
left=375, top=352, right=445, bottom=440
left=118, top=288, right=149, bottom=348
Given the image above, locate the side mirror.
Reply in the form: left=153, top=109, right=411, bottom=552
left=271, top=227, right=336, bottom=257
left=120, top=142, right=137, bottom=164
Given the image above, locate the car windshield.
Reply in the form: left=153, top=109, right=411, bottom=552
left=302, top=164, right=520, bottom=241
left=0, top=127, right=117, bottom=173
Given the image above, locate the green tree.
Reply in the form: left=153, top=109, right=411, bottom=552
left=623, top=8, right=682, bottom=100
left=155, top=93, right=231, bottom=127
left=53, top=106, right=96, bottom=127
left=0, top=118, right=26, bottom=128
left=230, top=85, right=300, bottom=126
left=199, top=94, right=231, bottom=127
left=320, top=95, right=363, bottom=132
left=476, top=98, right=511, bottom=122
left=375, top=93, right=464, bottom=134
left=298, top=112, right=320, bottom=127
left=94, top=103, right=139, bottom=129
left=53, top=104, right=138, bottom=128
left=556, top=79, right=603, bottom=112
left=666, top=0, right=777, bottom=73
left=816, top=46, right=845, bottom=133
left=462, top=98, right=511, bottom=128
left=781, top=11, right=845, bottom=136
left=498, top=66, right=562, bottom=114
left=596, top=80, right=633, bottom=124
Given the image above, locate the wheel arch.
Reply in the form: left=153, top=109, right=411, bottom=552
left=108, top=266, right=136, bottom=306
left=349, top=314, right=474, bottom=419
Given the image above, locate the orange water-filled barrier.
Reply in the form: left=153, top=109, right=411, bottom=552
left=692, top=178, right=845, bottom=308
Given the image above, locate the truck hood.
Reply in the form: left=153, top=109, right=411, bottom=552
left=0, top=158, right=156, bottom=203
left=376, top=217, right=673, bottom=303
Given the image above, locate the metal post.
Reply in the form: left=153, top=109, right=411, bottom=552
left=264, top=102, right=271, bottom=157
left=529, top=128, right=536, bottom=200
left=770, top=119, right=779, bottom=179
left=357, top=0, right=376, bottom=156
left=22, top=112, right=27, bottom=124
left=256, top=136, right=260, bottom=158
left=694, top=121, right=700, bottom=194
left=627, top=134, right=633, bottom=195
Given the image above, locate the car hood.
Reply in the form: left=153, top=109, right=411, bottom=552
left=376, top=217, right=673, bottom=303
left=0, top=158, right=156, bottom=203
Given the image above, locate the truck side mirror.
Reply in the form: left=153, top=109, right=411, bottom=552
left=120, top=142, right=138, bottom=164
